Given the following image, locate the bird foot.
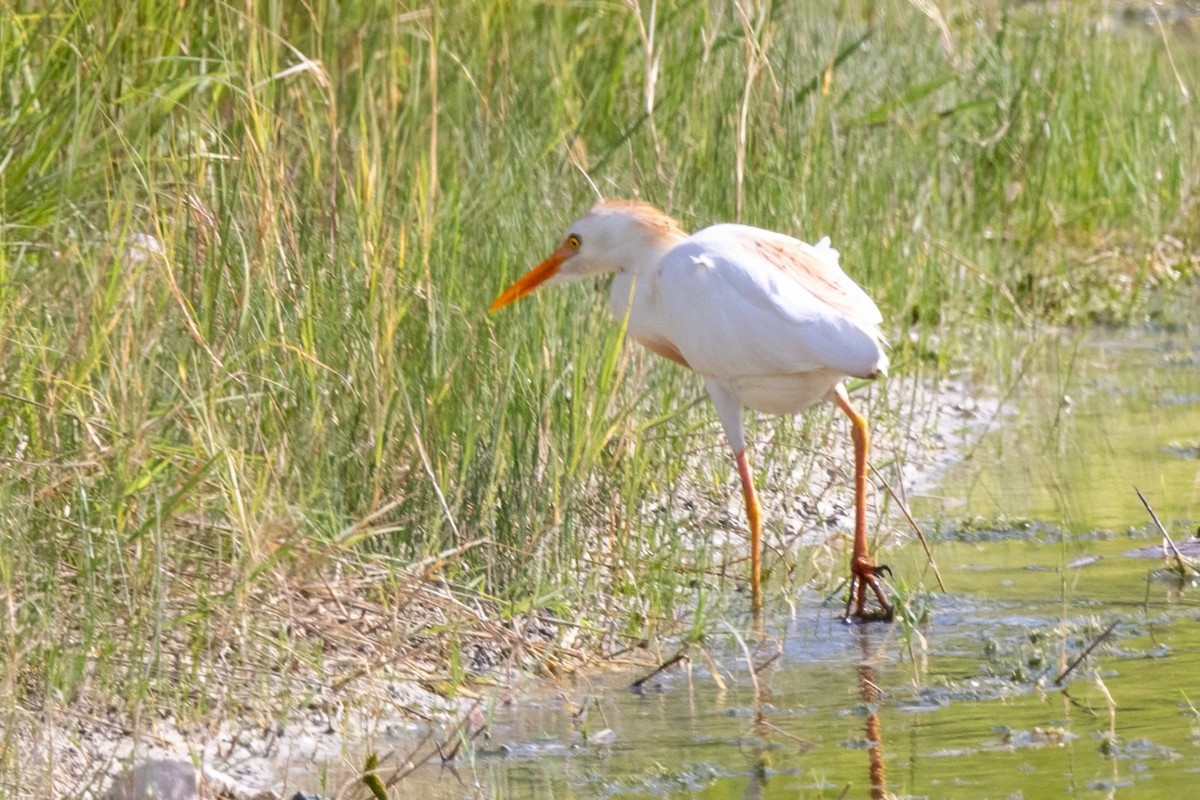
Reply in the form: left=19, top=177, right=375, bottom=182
left=842, top=559, right=894, bottom=624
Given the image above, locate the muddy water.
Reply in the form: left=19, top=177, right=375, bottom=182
left=340, top=328, right=1200, bottom=799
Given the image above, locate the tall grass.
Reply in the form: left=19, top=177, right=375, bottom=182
left=1, top=0, right=1196, bottom=786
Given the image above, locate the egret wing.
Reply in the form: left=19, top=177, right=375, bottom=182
left=653, top=225, right=886, bottom=382
left=738, top=227, right=883, bottom=328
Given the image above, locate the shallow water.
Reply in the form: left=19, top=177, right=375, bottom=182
left=326, top=328, right=1200, bottom=799
left=917, top=328, right=1200, bottom=532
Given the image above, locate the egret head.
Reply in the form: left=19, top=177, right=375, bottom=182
left=489, top=200, right=684, bottom=311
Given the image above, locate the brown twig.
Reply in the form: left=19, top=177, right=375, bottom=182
left=1054, top=620, right=1118, bottom=686
left=761, top=720, right=817, bottom=751
left=629, top=644, right=689, bottom=690
left=753, top=650, right=781, bottom=674
left=1135, top=486, right=1198, bottom=576
left=430, top=699, right=487, bottom=766
left=870, top=463, right=946, bottom=592
left=696, top=644, right=727, bottom=692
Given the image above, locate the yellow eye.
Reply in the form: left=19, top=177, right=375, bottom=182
left=566, top=234, right=581, bottom=249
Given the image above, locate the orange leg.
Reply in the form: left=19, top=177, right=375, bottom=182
left=834, top=386, right=893, bottom=622
left=735, top=449, right=763, bottom=613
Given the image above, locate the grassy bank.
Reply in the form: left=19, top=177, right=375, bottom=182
left=1, top=0, right=1197, bottom=790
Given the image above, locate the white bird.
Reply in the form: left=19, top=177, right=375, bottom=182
left=491, top=200, right=892, bottom=621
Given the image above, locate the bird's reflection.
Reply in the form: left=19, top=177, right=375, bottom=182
left=742, top=631, right=780, bottom=800
left=856, top=627, right=890, bottom=800
left=740, top=623, right=891, bottom=800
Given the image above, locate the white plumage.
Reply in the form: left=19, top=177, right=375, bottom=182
left=491, top=200, right=893, bottom=621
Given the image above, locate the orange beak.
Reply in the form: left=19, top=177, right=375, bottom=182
left=489, top=247, right=570, bottom=312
